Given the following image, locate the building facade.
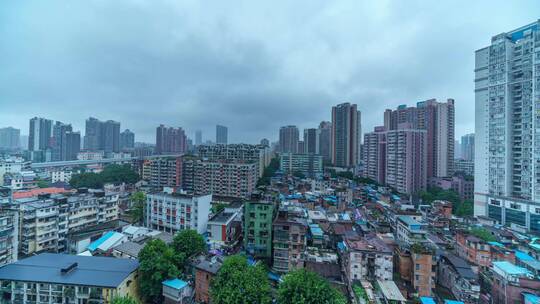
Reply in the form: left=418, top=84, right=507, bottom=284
left=303, top=128, right=319, bottom=154
left=461, top=134, right=475, bottom=161
left=28, top=117, right=52, bottom=152
left=196, top=143, right=270, bottom=178
left=279, top=125, right=299, bottom=153
left=216, top=125, right=228, bottom=145
left=0, top=253, right=139, bottom=303
left=318, top=121, right=332, bottom=162
left=279, top=153, right=323, bottom=178
left=155, top=125, right=187, bottom=155
left=385, top=125, right=427, bottom=194
left=362, top=126, right=387, bottom=184
left=244, top=200, right=275, bottom=260
left=120, top=129, right=135, bottom=150
left=182, top=158, right=257, bottom=199
left=0, top=127, right=20, bottom=150
left=384, top=99, right=455, bottom=179
left=474, top=21, right=540, bottom=232
left=331, top=103, right=361, bottom=168
left=145, top=191, right=211, bottom=234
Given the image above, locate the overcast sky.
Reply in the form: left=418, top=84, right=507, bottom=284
left=1, top=1, right=538, bottom=144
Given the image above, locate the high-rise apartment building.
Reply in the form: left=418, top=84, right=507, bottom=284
left=303, top=128, right=319, bottom=154
left=318, top=121, right=332, bottom=162
left=474, top=21, right=540, bottom=232
left=101, top=120, right=120, bottom=153
left=120, top=129, right=135, bottom=150
left=28, top=117, right=52, bottom=151
left=216, top=125, right=228, bottom=144
left=51, top=122, right=80, bottom=161
left=0, top=127, right=20, bottom=150
left=52, top=122, right=71, bottom=161
left=155, top=124, right=187, bottom=155
left=280, top=153, right=323, bottom=178
left=195, top=130, right=202, bottom=146
left=83, top=117, right=120, bottom=153
left=460, top=133, right=475, bottom=161
left=141, top=156, right=183, bottom=190
left=181, top=158, right=257, bottom=199
left=384, top=99, right=455, bottom=178
left=331, top=103, right=361, bottom=168
left=385, top=124, right=427, bottom=194
left=279, top=125, right=299, bottom=153
left=196, top=144, right=270, bottom=178
left=362, top=126, right=387, bottom=184
left=83, top=117, right=101, bottom=151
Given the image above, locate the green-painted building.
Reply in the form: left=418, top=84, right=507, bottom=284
left=244, top=200, right=275, bottom=259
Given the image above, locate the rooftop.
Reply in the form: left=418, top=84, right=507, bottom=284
left=208, top=212, right=236, bottom=225
left=493, top=261, right=531, bottom=277
left=162, top=278, right=188, bottom=290
left=0, top=253, right=138, bottom=288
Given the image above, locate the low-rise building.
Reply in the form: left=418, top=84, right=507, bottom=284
left=0, top=253, right=139, bottom=303
left=343, top=234, right=393, bottom=283
left=206, top=211, right=241, bottom=250
left=437, top=253, right=480, bottom=303
left=395, top=215, right=427, bottom=245
left=244, top=200, right=275, bottom=260
left=272, top=209, right=308, bottom=274
left=192, top=256, right=222, bottom=304
left=0, top=205, right=18, bottom=266
left=491, top=261, right=540, bottom=304
left=145, top=191, right=212, bottom=234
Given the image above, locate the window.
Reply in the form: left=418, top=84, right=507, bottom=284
left=415, top=264, right=420, bottom=270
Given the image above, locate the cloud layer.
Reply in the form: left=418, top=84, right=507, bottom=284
left=1, top=0, right=538, bottom=143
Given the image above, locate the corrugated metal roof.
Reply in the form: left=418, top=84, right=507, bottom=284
left=0, top=253, right=138, bottom=288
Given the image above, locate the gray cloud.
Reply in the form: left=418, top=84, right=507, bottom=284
left=0, top=0, right=538, bottom=143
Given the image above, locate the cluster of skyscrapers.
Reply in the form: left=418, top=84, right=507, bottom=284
left=278, top=102, right=360, bottom=168
left=23, top=117, right=133, bottom=162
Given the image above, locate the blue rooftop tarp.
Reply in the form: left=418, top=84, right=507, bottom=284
left=524, top=293, right=540, bottom=304
left=87, top=231, right=115, bottom=252
left=337, top=242, right=346, bottom=251
left=488, top=241, right=504, bottom=248
left=420, top=297, right=436, bottom=304
left=162, top=278, right=187, bottom=290
left=515, top=250, right=536, bottom=262
left=309, top=224, right=324, bottom=237
left=493, top=261, right=531, bottom=276
left=444, top=301, right=464, bottom=304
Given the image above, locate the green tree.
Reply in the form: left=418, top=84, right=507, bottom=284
left=69, top=164, right=139, bottom=189
left=470, top=227, right=496, bottom=242
left=277, top=269, right=346, bottom=304
left=172, top=229, right=207, bottom=259
left=138, top=239, right=183, bottom=303
left=36, top=179, right=49, bottom=188
left=210, top=255, right=272, bottom=304
left=454, top=200, right=473, bottom=217
left=69, top=172, right=104, bottom=189
left=111, top=296, right=138, bottom=304
left=130, top=191, right=146, bottom=224
left=257, top=157, right=280, bottom=186
left=292, top=170, right=306, bottom=179
left=211, top=202, right=226, bottom=214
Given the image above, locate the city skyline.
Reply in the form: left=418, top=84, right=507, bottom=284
left=1, top=2, right=539, bottom=143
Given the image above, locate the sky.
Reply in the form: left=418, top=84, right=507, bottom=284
left=0, top=1, right=539, bottom=144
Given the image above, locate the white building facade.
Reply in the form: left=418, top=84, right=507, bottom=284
left=474, top=20, right=540, bottom=232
